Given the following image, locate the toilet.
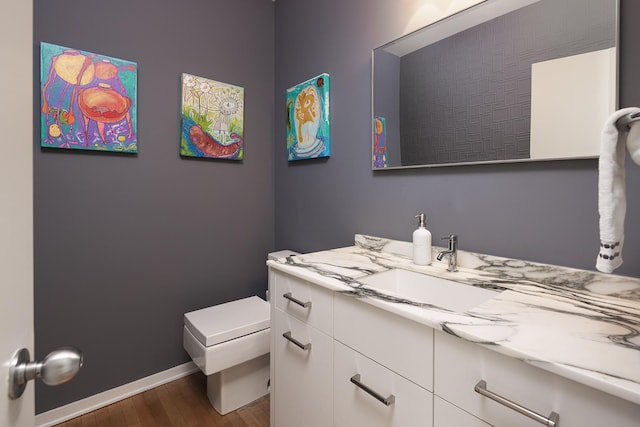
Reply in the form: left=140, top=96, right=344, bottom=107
left=183, top=250, right=299, bottom=415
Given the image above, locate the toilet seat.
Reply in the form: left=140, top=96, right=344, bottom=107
left=184, top=296, right=270, bottom=346
left=183, top=296, right=270, bottom=376
left=184, top=326, right=270, bottom=375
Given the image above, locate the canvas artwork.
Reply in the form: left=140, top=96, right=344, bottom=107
left=180, top=73, right=244, bottom=160
left=40, top=42, right=138, bottom=153
left=286, top=73, right=330, bottom=161
left=373, top=116, right=388, bottom=168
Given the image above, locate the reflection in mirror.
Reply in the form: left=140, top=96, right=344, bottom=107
left=372, top=0, right=618, bottom=169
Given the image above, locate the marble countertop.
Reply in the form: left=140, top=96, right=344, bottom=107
left=266, top=234, right=640, bottom=406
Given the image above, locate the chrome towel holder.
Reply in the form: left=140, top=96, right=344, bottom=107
left=616, top=111, right=640, bottom=132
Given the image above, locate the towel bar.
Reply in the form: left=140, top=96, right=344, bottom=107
left=616, top=112, right=640, bottom=132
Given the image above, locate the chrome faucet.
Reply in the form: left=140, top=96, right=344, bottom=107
left=436, top=234, right=458, bottom=272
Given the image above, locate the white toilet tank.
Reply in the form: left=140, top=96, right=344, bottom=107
left=267, top=249, right=300, bottom=260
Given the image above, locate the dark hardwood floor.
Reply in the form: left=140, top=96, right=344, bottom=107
left=55, top=373, right=269, bottom=427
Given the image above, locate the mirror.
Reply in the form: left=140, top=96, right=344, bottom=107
left=372, top=0, right=618, bottom=169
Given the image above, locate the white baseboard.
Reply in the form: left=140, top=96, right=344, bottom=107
left=35, top=362, right=199, bottom=427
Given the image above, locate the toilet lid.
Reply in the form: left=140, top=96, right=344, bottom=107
left=184, top=296, right=270, bottom=347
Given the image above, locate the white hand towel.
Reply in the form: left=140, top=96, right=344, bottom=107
left=596, top=107, right=640, bottom=273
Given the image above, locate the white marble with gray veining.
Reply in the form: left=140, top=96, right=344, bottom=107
left=267, top=234, right=640, bottom=405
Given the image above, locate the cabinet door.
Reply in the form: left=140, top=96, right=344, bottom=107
left=334, top=293, right=433, bottom=391
left=434, top=396, right=490, bottom=427
left=434, top=330, right=640, bottom=427
left=273, top=308, right=333, bottom=427
left=334, top=341, right=433, bottom=427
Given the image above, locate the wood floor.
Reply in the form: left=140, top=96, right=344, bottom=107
left=55, top=373, right=269, bottom=427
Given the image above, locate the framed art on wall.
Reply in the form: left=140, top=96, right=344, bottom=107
left=40, top=42, right=138, bottom=153
left=286, top=73, right=330, bottom=161
left=180, top=73, right=244, bottom=160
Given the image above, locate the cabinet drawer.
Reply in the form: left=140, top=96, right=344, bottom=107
left=434, top=330, right=640, bottom=427
left=434, top=396, right=490, bottom=427
left=334, top=293, right=433, bottom=390
left=273, top=308, right=333, bottom=427
left=334, top=341, right=433, bottom=427
left=273, top=270, right=333, bottom=335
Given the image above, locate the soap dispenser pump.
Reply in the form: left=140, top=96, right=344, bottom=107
left=413, top=213, right=432, bottom=265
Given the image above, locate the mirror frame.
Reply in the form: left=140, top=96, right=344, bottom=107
left=371, top=0, right=619, bottom=170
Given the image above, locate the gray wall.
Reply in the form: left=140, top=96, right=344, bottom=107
left=274, top=0, right=640, bottom=277
left=34, top=0, right=275, bottom=413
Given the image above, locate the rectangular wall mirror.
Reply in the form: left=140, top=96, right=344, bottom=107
left=372, top=0, right=619, bottom=169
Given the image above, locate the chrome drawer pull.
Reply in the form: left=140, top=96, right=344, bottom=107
left=350, top=374, right=396, bottom=406
left=475, top=380, right=559, bottom=427
left=282, top=331, right=311, bottom=351
left=283, top=292, right=312, bottom=308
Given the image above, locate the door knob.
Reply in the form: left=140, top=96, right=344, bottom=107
left=8, top=346, right=83, bottom=399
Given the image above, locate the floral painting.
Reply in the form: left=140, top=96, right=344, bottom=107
left=40, top=42, right=137, bottom=153
left=286, top=73, right=330, bottom=161
left=180, top=73, right=244, bottom=160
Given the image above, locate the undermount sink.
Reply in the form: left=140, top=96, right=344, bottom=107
left=359, top=268, right=499, bottom=312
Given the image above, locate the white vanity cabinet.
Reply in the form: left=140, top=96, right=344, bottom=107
left=434, top=330, right=640, bottom=427
left=269, top=266, right=640, bottom=427
left=270, top=270, right=334, bottom=427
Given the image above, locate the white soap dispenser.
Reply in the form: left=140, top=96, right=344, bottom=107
left=413, top=213, right=432, bottom=265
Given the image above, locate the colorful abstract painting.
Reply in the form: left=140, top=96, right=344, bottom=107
left=180, top=74, right=244, bottom=160
left=373, top=116, right=388, bottom=168
left=40, top=42, right=138, bottom=153
left=286, top=73, right=330, bottom=161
